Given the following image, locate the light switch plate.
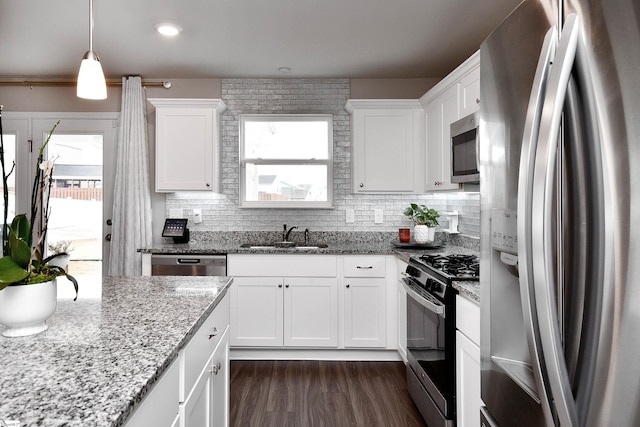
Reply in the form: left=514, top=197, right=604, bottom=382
left=374, top=209, right=383, bottom=224
left=346, top=208, right=355, bottom=223
left=193, top=209, right=202, bottom=224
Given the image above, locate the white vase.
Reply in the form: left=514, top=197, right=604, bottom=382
left=0, top=280, right=57, bottom=337
left=414, top=225, right=436, bottom=244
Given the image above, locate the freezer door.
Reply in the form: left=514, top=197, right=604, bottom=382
left=563, top=1, right=640, bottom=426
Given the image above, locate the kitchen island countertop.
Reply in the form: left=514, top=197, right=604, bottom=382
left=0, top=275, right=232, bottom=427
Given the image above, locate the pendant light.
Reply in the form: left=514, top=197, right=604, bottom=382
left=77, top=0, right=107, bottom=99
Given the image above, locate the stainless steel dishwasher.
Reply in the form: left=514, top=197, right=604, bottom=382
left=150, top=254, right=227, bottom=276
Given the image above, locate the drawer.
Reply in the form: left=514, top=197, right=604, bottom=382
left=456, top=294, right=480, bottom=345
left=179, top=292, right=230, bottom=402
left=343, top=256, right=386, bottom=277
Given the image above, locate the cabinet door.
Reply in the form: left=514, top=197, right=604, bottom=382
left=181, top=352, right=214, bottom=427
left=230, top=277, right=283, bottom=347
left=425, top=86, right=460, bottom=191
left=459, top=66, right=481, bottom=117
left=284, top=277, right=338, bottom=347
left=396, top=259, right=408, bottom=362
left=155, top=107, right=215, bottom=191
left=211, top=328, right=229, bottom=427
left=349, top=103, right=424, bottom=194
left=343, top=277, right=386, bottom=348
left=456, top=330, right=481, bottom=427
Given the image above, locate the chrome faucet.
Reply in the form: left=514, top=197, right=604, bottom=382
left=283, top=224, right=297, bottom=241
left=304, top=228, right=310, bottom=245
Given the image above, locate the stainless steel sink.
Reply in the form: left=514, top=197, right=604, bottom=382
left=239, top=243, right=328, bottom=249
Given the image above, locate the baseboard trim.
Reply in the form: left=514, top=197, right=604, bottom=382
left=230, top=348, right=403, bottom=361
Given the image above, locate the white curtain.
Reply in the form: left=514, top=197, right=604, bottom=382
left=108, top=76, right=152, bottom=276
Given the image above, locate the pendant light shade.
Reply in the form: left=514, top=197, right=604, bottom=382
left=77, top=0, right=107, bottom=100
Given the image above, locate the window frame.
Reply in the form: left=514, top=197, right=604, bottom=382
left=239, top=114, right=334, bottom=209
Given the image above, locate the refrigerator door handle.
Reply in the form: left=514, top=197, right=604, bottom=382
left=531, top=13, right=581, bottom=427
left=516, top=24, right=558, bottom=426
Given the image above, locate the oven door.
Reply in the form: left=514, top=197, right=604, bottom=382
left=402, top=278, right=456, bottom=425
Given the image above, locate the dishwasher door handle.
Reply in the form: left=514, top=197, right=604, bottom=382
left=177, top=258, right=202, bottom=264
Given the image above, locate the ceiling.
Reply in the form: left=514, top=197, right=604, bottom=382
left=0, top=0, right=522, bottom=80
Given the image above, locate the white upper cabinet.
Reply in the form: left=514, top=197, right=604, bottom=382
left=346, top=100, right=425, bottom=194
left=420, top=51, right=480, bottom=192
left=149, top=98, right=227, bottom=192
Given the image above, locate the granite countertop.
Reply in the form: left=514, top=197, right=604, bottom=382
left=141, top=236, right=482, bottom=302
left=0, top=275, right=232, bottom=427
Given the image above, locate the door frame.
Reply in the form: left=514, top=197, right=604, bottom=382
left=4, top=111, right=119, bottom=274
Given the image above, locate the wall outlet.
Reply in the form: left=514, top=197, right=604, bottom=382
left=193, top=209, right=202, bottom=224
left=346, top=208, right=355, bottom=223
left=169, top=208, right=183, bottom=218
left=374, top=209, right=383, bottom=224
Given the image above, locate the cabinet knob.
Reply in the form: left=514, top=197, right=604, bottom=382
left=208, top=327, right=219, bottom=339
left=346, top=284, right=350, bottom=288
left=476, top=98, right=480, bottom=104
left=285, top=284, right=290, bottom=288
left=359, top=183, right=364, bottom=188
left=278, top=283, right=283, bottom=288
left=212, top=362, right=221, bottom=375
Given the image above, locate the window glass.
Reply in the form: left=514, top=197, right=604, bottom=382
left=240, top=115, right=333, bottom=208
left=0, top=134, right=17, bottom=223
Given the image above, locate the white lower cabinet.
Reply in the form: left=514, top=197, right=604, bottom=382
left=228, top=255, right=338, bottom=348
left=456, top=295, right=481, bottom=427
left=181, top=327, right=229, bottom=427
left=343, top=256, right=387, bottom=348
left=396, top=258, right=408, bottom=362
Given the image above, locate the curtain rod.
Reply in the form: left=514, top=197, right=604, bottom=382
left=0, top=80, right=172, bottom=88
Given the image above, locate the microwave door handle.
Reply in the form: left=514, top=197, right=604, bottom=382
left=531, top=13, right=581, bottom=427
left=516, top=24, right=558, bottom=426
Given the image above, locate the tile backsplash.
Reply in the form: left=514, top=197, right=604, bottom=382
left=166, top=78, right=480, bottom=238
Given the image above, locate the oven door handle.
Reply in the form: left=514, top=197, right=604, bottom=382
left=400, top=278, right=446, bottom=317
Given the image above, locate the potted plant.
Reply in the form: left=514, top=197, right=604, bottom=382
left=403, top=203, right=440, bottom=243
left=0, top=117, right=78, bottom=337
left=48, top=240, right=73, bottom=272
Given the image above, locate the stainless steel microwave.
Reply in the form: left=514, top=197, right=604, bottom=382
left=450, top=112, right=480, bottom=183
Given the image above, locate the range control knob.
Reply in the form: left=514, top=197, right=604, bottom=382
left=431, top=281, right=442, bottom=293
left=406, top=265, right=420, bottom=277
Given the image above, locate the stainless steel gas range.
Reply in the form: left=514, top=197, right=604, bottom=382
left=400, top=253, right=479, bottom=427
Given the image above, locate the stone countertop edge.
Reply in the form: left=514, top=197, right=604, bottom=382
left=0, top=275, right=232, bottom=427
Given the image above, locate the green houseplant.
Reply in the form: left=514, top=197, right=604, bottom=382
left=403, top=203, right=440, bottom=243
left=0, top=116, right=78, bottom=337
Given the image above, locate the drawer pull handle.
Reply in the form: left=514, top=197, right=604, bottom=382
left=212, top=362, right=221, bottom=375
left=208, top=327, right=219, bottom=339
left=356, top=266, right=373, bottom=269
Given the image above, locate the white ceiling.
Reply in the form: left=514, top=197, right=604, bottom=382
left=0, top=0, right=522, bottom=80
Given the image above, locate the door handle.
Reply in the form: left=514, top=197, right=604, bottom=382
left=105, top=233, right=111, bottom=241
left=531, top=13, right=580, bottom=427
left=516, top=23, right=558, bottom=427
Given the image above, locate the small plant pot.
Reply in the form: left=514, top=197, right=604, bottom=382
left=414, top=225, right=436, bottom=244
left=0, top=280, right=57, bottom=337
left=49, top=254, right=71, bottom=272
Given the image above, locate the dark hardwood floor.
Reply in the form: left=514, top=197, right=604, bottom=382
left=230, top=360, right=427, bottom=427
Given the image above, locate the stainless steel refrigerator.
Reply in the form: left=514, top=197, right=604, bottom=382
left=479, top=0, right=640, bottom=426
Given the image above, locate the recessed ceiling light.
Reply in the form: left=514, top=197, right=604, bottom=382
left=278, top=67, right=291, bottom=74
left=155, top=23, right=182, bottom=37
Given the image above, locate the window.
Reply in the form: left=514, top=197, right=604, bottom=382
left=0, top=133, right=17, bottom=225
left=239, top=114, right=333, bottom=208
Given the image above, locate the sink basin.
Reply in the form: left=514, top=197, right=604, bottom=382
left=239, top=243, right=328, bottom=250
